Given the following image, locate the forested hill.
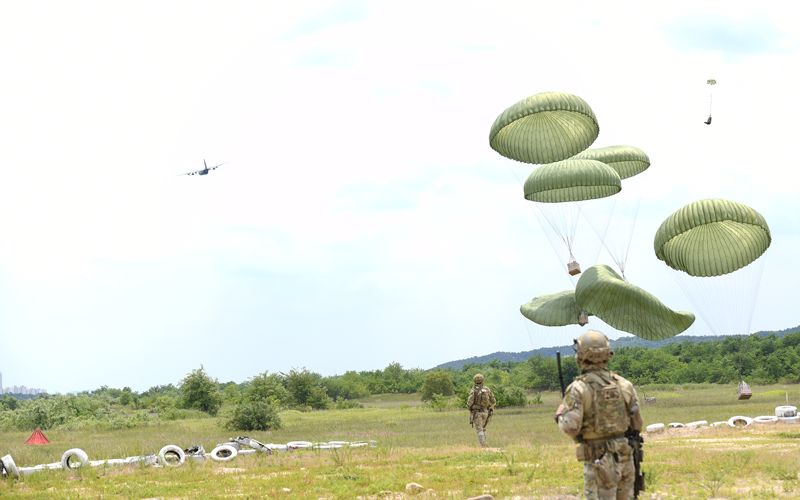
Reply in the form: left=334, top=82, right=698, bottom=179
left=433, top=325, right=800, bottom=370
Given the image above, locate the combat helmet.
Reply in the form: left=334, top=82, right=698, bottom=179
left=473, top=373, right=485, bottom=385
left=574, top=330, right=613, bottom=369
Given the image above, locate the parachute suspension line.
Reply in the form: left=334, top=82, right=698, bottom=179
left=708, top=88, right=713, bottom=116
left=612, top=197, right=640, bottom=280
left=671, top=258, right=766, bottom=336
left=705, top=78, right=716, bottom=124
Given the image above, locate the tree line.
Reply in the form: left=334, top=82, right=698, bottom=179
left=2, top=333, right=798, bottom=432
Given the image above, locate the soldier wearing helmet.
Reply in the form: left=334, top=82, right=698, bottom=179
left=467, top=373, right=496, bottom=447
left=555, top=330, right=643, bottom=499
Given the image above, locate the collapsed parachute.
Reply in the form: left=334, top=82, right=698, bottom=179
left=520, top=290, right=589, bottom=327
left=575, top=264, right=696, bottom=340
left=654, top=199, right=771, bottom=277
left=489, top=92, right=599, bottom=164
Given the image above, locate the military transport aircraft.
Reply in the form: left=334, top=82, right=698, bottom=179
left=180, top=159, right=225, bottom=176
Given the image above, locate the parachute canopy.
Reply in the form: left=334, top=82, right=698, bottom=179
left=654, top=199, right=771, bottom=277
left=707, top=79, right=717, bottom=85
left=575, top=264, right=696, bottom=341
left=571, top=145, right=650, bottom=180
left=523, top=159, right=621, bottom=203
left=489, top=92, right=599, bottom=165
left=520, top=290, right=589, bottom=327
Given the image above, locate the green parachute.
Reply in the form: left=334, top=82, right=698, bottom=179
left=520, top=290, right=589, bottom=327
left=524, top=159, right=622, bottom=275
left=575, top=264, right=696, bottom=340
left=654, top=199, right=771, bottom=277
left=489, top=92, right=599, bottom=164
left=571, top=145, right=650, bottom=180
left=523, top=159, right=622, bottom=203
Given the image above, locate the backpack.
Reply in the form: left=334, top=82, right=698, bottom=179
left=581, top=372, right=629, bottom=436
left=470, top=387, right=491, bottom=410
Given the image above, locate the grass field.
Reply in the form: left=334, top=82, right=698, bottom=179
left=2, top=384, right=800, bottom=498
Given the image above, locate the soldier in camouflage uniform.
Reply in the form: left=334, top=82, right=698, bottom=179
left=467, top=373, right=496, bottom=447
left=555, top=330, right=643, bottom=499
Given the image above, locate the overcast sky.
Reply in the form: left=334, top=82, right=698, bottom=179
left=1, top=1, right=798, bottom=393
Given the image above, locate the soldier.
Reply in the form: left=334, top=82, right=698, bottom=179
left=467, top=373, right=496, bottom=447
left=555, top=330, right=644, bottom=499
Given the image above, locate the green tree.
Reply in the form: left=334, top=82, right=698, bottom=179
left=420, top=371, right=455, bottom=401
left=179, top=367, right=223, bottom=416
left=286, top=368, right=330, bottom=410
left=247, top=372, right=290, bottom=406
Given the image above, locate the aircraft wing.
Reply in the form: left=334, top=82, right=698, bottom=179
left=208, top=162, right=225, bottom=171
left=179, top=169, right=203, bottom=176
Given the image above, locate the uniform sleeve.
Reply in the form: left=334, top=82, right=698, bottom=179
left=488, top=389, right=497, bottom=409
left=628, top=384, right=643, bottom=432
left=467, top=389, right=475, bottom=409
left=557, top=382, right=584, bottom=439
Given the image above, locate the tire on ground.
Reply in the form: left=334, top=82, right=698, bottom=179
left=61, top=448, right=90, bottom=470
left=754, top=415, right=778, bottom=424
left=727, top=415, right=753, bottom=428
left=158, top=445, right=186, bottom=467
left=210, top=444, right=238, bottom=462
left=645, top=423, right=665, bottom=433
left=1, top=454, right=20, bottom=479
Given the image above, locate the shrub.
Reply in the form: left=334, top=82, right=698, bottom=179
left=420, top=371, right=455, bottom=401
left=224, top=400, right=282, bottom=431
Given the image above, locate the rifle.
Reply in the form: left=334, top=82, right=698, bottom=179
left=556, top=351, right=566, bottom=398
left=625, top=429, right=645, bottom=498
left=485, top=408, right=493, bottom=427
left=469, top=412, right=474, bottom=427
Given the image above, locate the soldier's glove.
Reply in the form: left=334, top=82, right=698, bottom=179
left=554, top=403, right=566, bottom=424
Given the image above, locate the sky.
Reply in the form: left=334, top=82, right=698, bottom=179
left=1, top=1, right=798, bottom=393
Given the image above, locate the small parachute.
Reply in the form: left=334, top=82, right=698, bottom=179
left=574, top=264, right=696, bottom=341
left=705, top=79, right=716, bottom=125
left=489, top=92, right=600, bottom=164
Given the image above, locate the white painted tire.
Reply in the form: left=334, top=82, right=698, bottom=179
left=61, top=448, right=90, bottom=469
left=158, top=445, right=186, bottom=467
left=1, top=454, right=20, bottom=479
left=238, top=449, right=256, bottom=456
left=776, top=405, right=798, bottom=417
left=754, top=415, right=779, bottom=424
left=779, top=415, right=800, bottom=424
left=267, top=444, right=288, bottom=452
left=667, top=422, right=685, bottom=428
left=727, top=415, right=753, bottom=428
left=210, top=444, right=238, bottom=462
left=327, top=441, right=349, bottom=446
left=105, top=459, right=126, bottom=466
left=711, top=421, right=728, bottom=427
left=287, top=441, right=313, bottom=449
left=686, top=420, right=709, bottom=429
left=645, top=423, right=665, bottom=433
left=349, top=442, right=369, bottom=448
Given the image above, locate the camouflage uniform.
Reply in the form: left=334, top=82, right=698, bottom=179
left=467, top=373, right=496, bottom=447
left=556, top=330, right=643, bottom=500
